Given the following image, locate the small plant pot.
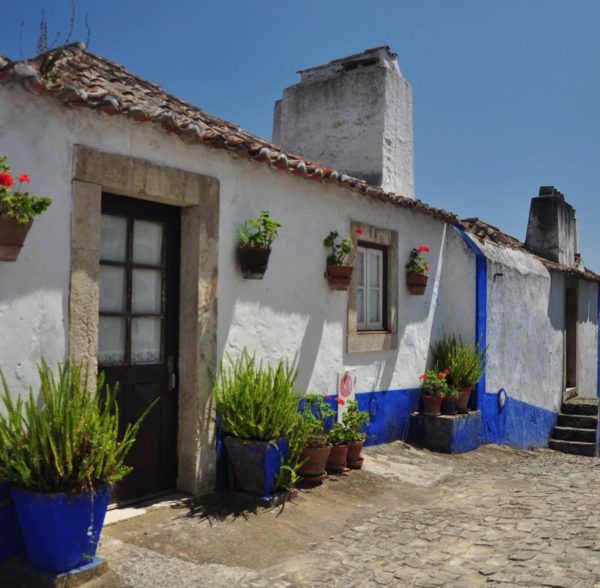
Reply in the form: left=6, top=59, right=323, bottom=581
left=0, top=483, right=23, bottom=562
left=441, top=397, right=458, bottom=416
left=326, top=264, right=353, bottom=290
left=238, top=246, right=271, bottom=279
left=347, top=440, right=365, bottom=469
left=407, top=272, right=428, bottom=295
left=421, top=394, right=442, bottom=416
left=11, top=485, right=111, bottom=574
left=298, top=445, right=332, bottom=483
left=457, top=387, right=472, bottom=414
left=327, top=444, right=349, bottom=473
left=0, top=216, right=32, bottom=262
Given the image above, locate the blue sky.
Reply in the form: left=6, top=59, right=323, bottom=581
left=3, top=1, right=600, bottom=268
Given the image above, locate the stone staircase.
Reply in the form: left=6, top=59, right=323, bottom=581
left=549, top=397, right=599, bottom=457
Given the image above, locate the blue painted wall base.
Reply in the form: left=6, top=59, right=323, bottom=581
left=408, top=411, right=482, bottom=453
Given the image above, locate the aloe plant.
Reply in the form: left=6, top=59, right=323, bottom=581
left=0, top=359, right=156, bottom=494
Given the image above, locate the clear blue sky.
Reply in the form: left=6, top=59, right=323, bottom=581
left=3, top=1, right=600, bottom=269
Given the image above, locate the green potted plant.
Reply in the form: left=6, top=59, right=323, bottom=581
left=405, top=245, right=430, bottom=295
left=0, top=360, right=153, bottom=574
left=213, top=350, right=301, bottom=496
left=0, top=155, right=52, bottom=261
left=323, top=227, right=364, bottom=290
left=419, top=369, right=449, bottom=416
left=341, top=400, right=370, bottom=469
left=326, top=396, right=350, bottom=472
left=432, top=335, right=486, bottom=414
left=237, top=210, right=281, bottom=278
left=297, top=394, right=334, bottom=483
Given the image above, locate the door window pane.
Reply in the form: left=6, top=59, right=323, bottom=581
left=98, top=317, right=126, bottom=365
left=357, top=289, right=365, bottom=326
left=100, top=215, right=127, bottom=262
left=99, top=266, right=126, bottom=313
left=369, top=288, right=381, bottom=324
left=132, top=318, right=162, bottom=364
left=132, top=269, right=162, bottom=314
left=356, top=251, right=365, bottom=287
left=368, top=252, right=380, bottom=288
left=133, top=220, right=163, bottom=265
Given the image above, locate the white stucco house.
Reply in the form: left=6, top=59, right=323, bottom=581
left=0, top=43, right=598, bottom=502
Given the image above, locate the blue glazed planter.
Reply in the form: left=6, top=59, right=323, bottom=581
left=0, top=483, right=23, bottom=562
left=11, top=485, right=112, bottom=573
left=224, top=437, right=288, bottom=496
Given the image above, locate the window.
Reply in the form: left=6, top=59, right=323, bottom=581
left=347, top=222, right=398, bottom=353
left=356, top=245, right=386, bottom=330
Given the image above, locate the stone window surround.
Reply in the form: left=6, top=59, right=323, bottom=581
left=347, top=221, right=398, bottom=353
left=70, top=145, right=219, bottom=496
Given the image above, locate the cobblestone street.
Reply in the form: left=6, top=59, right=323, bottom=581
left=94, top=444, right=600, bottom=588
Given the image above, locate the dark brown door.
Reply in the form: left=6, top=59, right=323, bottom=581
left=565, top=286, right=578, bottom=393
left=98, top=194, right=180, bottom=503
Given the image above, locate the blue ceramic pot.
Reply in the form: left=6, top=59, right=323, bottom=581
left=224, top=437, right=288, bottom=496
left=11, top=485, right=112, bottom=573
left=0, top=482, right=23, bottom=562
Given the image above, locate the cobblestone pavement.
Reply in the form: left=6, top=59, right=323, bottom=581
left=248, top=449, right=600, bottom=588
left=95, top=445, right=600, bottom=588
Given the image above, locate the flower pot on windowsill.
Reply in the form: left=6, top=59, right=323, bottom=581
left=0, top=216, right=32, bottom=261
left=407, top=272, right=428, bottom=295
left=326, top=264, right=353, bottom=290
left=238, top=246, right=271, bottom=279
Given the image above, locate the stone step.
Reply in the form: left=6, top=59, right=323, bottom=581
left=561, top=400, right=599, bottom=416
left=556, top=413, right=598, bottom=429
left=548, top=439, right=597, bottom=457
left=552, top=426, right=596, bottom=443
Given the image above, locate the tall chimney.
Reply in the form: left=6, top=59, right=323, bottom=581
left=525, top=186, right=578, bottom=267
left=273, top=46, right=414, bottom=198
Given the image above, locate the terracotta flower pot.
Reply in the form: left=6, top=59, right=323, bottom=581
left=237, top=246, right=271, bottom=279
left=407, top=272, right=428, bottom=295
left=298, top=445, right=332, bottom=483
left=326, top=264, right=353, bottom=290
left=0, top=216, right=32, bottom=262
left=347, top=440, right=365, bottom=469
left=457, top=387, right=472, bottom=414
left=441, top=397, right=458, bottom=416
left=422, top=394, right=442, bottom=416
left=327, top=444, right=348, bottom=473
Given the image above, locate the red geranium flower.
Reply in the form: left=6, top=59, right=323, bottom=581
left=444, top=369, right=451, bottom=375
left=417, top=245, right=431, bottom=253
left=419, top=374, right=427, bottom=380
left=354, top=227, right=365, bottom=236
left=18, top=173, right=31, bottom=183
left=438, top=373, right=445, bottom=380
left=336, top=396, right=345, bottom=405
left=425, top=265, right=430, bottom=272
left=0, top=173, right=14, bottom=187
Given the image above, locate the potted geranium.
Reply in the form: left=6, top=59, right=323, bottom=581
left=341, top=400, right=370, bottom=469
left=0, top=360, right=153, bottom=574
left=297, top=394, right=334, bottom=483
left=419, top=369, right=449, bottom=416
left=326, top=397, right=350, bottom=472
left=324, top=227, right=364, bottom=290
left=213, top=350, right=301, bottom=496
left=0, top=154, right=52, bottom=261
left=405, top=245, right=430, bottom=294
left=237, top=210, right=281, bottom=278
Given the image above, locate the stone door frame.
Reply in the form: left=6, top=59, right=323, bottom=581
left=69, top=145, right=219, bottom=495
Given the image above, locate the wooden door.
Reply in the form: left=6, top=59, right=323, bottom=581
left=565, top=286, right=577, bottom=394
left=98, top=194, right=180, bottom=503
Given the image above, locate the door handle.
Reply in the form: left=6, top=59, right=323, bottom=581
left=168, top=356, right=177, bottom=391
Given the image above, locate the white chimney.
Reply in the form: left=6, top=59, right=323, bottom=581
left=273, top=46, right=415, bottom=199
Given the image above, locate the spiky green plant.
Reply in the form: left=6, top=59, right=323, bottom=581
left=431, top=335, right=486, bottom=388
left=213, top=350, right=301, bottom=441
left=0, top=359, right=156, bottom=494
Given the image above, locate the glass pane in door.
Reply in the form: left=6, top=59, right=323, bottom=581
left=133, top=220, right=163, bottom=265
left=131, top=318, right=162, bottom=364
left=100, top=215, right=127, bottom=262
left=132, top=269, right=162, bottom=314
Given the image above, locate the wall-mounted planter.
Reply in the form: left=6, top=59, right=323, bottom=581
left=0, top=483, right=23, bottom=562
left=326, top=264, right=353, bottom=290
left=238, top=246, right=271, bottom=279
left=0, top=216, right=32, bottom=261
left=407, top=272, right=428, bottom=295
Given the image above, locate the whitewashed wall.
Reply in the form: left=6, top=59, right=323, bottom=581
left=577, top=280, right=598, bottom=397
left=0, top=81, right=478, bottom=404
